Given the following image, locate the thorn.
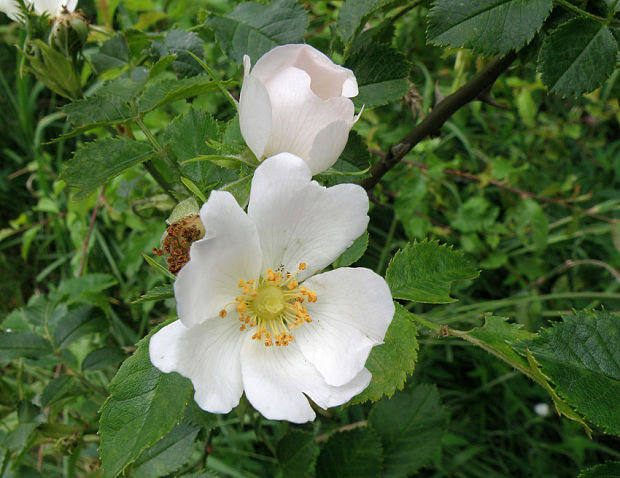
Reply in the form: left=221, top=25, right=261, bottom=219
left=434, top=81, right=445, bottom=106
left=476, top=84, right=507, bottom=109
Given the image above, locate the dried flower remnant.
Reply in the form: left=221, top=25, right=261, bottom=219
left=153, top=214, right=205, bottom=274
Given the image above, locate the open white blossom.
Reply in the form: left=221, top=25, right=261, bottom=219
left=0, top=0, right=76, bottom=20
left=239, top=44, right=360, bottom=175
left=149, top=153, right=394, bottom=423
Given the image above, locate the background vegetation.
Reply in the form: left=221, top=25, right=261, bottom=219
left=0, top=0, right=619, bottom=477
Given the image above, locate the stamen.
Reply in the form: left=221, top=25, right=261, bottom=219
left=224, top=264, right=318, bottom=347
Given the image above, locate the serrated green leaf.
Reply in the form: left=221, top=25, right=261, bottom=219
left=454, top=315, right=534, bottom=375
left=63, top=95, right=134, bottom=129
left=345, top=42, right=410, bottom=108
left=53, top=306, right=106, bottom=348
left=316, top=427, right=383, bottom=478
left=386, top=240, right=479, bottom=303
left=525, top=350, right=592, bottom=432
left=91, top=34, right=130, bottom=73
left=61, top=138, right=153, bottom=200
left=206, top=0, right=309, bottom=64
left=523, top=310, right=620, bottom=435
left=539, top=18, right=617, bottom=97
left=164, top=108, right=237, bottom=190
left=0, top=332, right=52, bottom=364
left=578, top=461, right=620, bottom=478
left=427, top=0, right=553, bottom=56
left=82, top=347, right=127, bottom=371
left=131, top=285, right=175, bottom=304
left=352, top=303, right=418, bottom=404
left=337, top=0, right=401, bottom=46
left=333, top=233, right=369, bottom=268
left=276, top=430, right=317, bottom=478
left=137, top=77, right=235, bottom=113
left=99, top=325, right=193, bottom=478
left=368, top=385, right=447, bottom=477
left=133, top=424, right=200, bottom=478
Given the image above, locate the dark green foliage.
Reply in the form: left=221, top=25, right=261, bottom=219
left=316, top=428, right=383, bottom=478
left=332, top=233, right=369, bottom=268
left=206, top=0, right=309, bottom=64
left=539, top=18, right=618, bottom=97
left=91, top=34, right=130, bottom=73
left=82, top=347, right=127, bottom=371
left=132, top=424, right=201, bottom=478
left=345, top=42, right=410, bottom=107
left=0, top=332, right=51, bottom=363
left=151, top=29, right=204, bottom=78
left=427, top=0, right=553, bottom=55
left=276, top=430, right=318, bottom=478
left=368, top=385, right=447, bottom=477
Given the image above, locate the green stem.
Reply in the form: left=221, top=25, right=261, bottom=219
left=409, top=313, right=441, bottom=332
left=143, top=161, right=179, bottom=202
left=554, top=0, right=608, bottom=23
left=359, top=52, right=517, bottom=191
left=134, top=116, right=196, bottom=200
left=185, top=50, right=238, bottom=109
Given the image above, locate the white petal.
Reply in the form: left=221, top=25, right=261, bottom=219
left=33, top=0, right=62, bottom=15
left=240, top=340, right=371, bottom=423
left=174, top=191, right=262, bottom=328
left=0, top=0, right=21, bottom=20
left=64, top=0, right=77, bottom=12
left=342, top=69, right=359, bottom=97
left=295, top=45, right=353, bottom=99
left=249, top=44, right=306, bottom=83
left=261, top=66, right=355, bottom=163
left=248, top=154, right=369, bottom=279
left=251, top=44, right=358, bottom=100
left=296, top=267, right=395, bottom=386
left=149, top=319, right=246, bottom=414
left=239, top=73, right=272, bottom=160
left=307, top=119, right=352, bottom=174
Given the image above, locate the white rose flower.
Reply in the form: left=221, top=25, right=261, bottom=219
left=239, top=44, right=360, bottom=175
left=0, top=0, right=76, bottom=20
left=149, top=153, right=394, bottom=423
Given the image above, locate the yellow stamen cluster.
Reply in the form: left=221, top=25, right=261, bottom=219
left=219, top=263, right=317, bottom=347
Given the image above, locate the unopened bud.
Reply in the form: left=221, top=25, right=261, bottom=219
left=50, top=9, right=88, bottom=57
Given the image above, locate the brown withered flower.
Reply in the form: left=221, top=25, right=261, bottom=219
left=153, top=214, right=205, bottom=274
